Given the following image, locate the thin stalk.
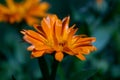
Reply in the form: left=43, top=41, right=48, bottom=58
left=50, top=58, right=59, bottom=80
left=38, top=57, right=49, bottom=80
left=12, top=75, right=16, bottom=80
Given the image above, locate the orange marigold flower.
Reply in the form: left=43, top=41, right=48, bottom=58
left=22, top=0, right=49, bottom=26
left=21, top=15, right=96, bottom=62
left=0, top=0, right=49, bottom=25
left=0, top=0, right=23, bottom=23
left=96, top=0, right=103, bottom=5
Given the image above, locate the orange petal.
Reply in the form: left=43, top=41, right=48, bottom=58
left=6, top=0, right=16, bottom=12
left=63, top=46, right=75, bottom=55
left=73, top=42, right=92, bottom=48
left=33, top=24, right=46, bottom=37
left=55, top=19, right=62, bottom=41
left=25, top=16, right=39, bottom=26
left=23, top=34, right=44, bottom=46
left=29, top=2, right=49, bottom=17
left=81, top=46, right=96, bottom=51
left=72, top=45, right=96, bottom=55
left=35, top=45, right=51, bottom=51
left=49, top=15, right=58, bottom=25
left=62, top=16, right=70, bottom=29
left=22, top=0, right=32, bottom=10
left=77, top=37, right=96, bottom=43
left=67, top=25, right=77, bottom=42
left=62, top=16, right=70, bottom=40
left=76, top=53, right=86, bottom=60
left=39, top=2, right=49, bottom=11
left=55, top=52, right=64, bottom=62
left=41, top=17, right=54, bottom=42
left=31, top=50, right=44, bottom=58
left=23, top=30, right=46, bottom=42
left=41, top=18, right=51, bottom=36
left=27, top=45, right=35, bottom=51
left=0, top=5, right=9, bottom=13
left=73, top=47, right=90, bottom=55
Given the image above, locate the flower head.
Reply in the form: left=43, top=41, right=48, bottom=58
left=96, top=0, right=103, bottom=5
left=22, top=0, right=49, bottom=26
left=21, top=15, right=96, bottom=62
left=0, top=0, right=49, bottom=25
left=0, top=0, right=23, bottom=23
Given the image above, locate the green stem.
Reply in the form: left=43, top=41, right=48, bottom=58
left=38, top=57, right=49, bottom=80
left=50, top=59, right=59, bottom=80
left=12, top=75, right=16, bottom=80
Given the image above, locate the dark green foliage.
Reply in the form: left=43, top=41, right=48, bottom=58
left=0, top=0, right=120, bottom=80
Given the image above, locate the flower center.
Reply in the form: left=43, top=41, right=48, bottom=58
left=59, top=42, right=65, bottom=46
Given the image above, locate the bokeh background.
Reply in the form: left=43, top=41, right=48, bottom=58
left=0, top=0, right=120, bottom=80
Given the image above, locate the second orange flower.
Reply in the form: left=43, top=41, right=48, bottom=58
left=0, top=0, right=49, bottom=26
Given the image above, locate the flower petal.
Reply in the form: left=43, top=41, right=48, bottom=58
left=76, top=53, right=86, bottom=60
left=63, top=46, right=75, bottom=55
left=25, top=16, right=39, bottom=26
left=77, top=37, right=96, bottom=43
left=55, top=52, right=64, bottom=62
left=67, top=25, right=77, bottom=42
left=62, top=16, right=70, bottom=40
left=23, top=34, right=44, bottom=46
left=27, top=45, right=35, bottom=51
left=55, top=19, right=62, bottom=41
left=6, top=0, right=16, bottom=12
left=22, top=30, right=46, bottom=42
left=31, top=50, right=44, bottom=58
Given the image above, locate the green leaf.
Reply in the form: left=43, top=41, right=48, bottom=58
left=92, top=26, right=115, bottom=53
left=70, top=69, right=97, bottom=80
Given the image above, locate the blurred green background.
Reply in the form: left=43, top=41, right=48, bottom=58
left=0, top=0, right=120, bottom=80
